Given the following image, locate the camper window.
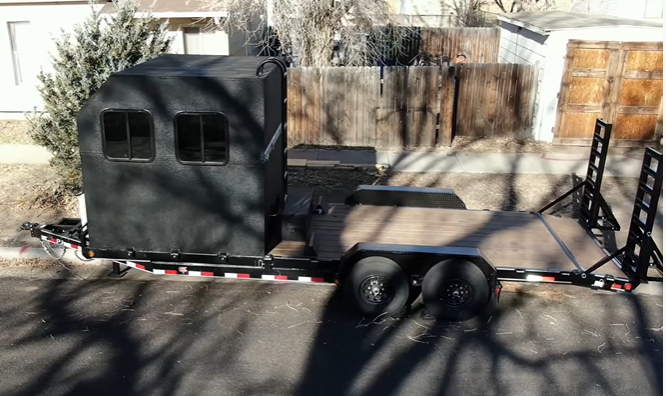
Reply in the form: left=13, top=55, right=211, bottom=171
left=102, top=110, right=154, bottom=161
left=175, top=112, right=228, bottom=165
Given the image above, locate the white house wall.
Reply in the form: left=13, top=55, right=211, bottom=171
left=166, top=18, right=230, bottom=55
left=498, top=21, right=548, bottom=139
left=537, top=27, right=664, bottom=142
left=0, top=2, right=104, bottom=119
left=0, top=11, right=244, bottom=119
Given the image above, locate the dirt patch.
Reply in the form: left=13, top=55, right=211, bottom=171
left=291, top=137, right=551, bottom=154
left=448, top=136, right=549, bottom=153
left=0, top=257, right=60, bottom=269
left=0, top=120, right=32, bottom=145
left=0, top=164, right=77, bottom=248
left=290, top=138, right=659, bottom=155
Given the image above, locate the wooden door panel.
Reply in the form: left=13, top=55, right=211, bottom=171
left=558, top=113, right=604, bottom=138
left=572, top=48, right=612, bottom=69
left=615, top=47, right=663, bottom=141
left=625, top=50, right=663, bottom=72
left=568, top=77, right=606, bottom=105
left=618, top=80, right=663, bottom=107
left=555, top=41, right=663, bottom=145
left=554, top=43, right=614, bottom=140
left=615, top=114, right=660, bottom=139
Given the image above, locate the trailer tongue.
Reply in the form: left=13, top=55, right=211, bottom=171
left=21, top=55, right=663, bottom=321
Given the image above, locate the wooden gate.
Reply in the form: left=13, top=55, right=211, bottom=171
left=554, top=41, right=663, bottom=145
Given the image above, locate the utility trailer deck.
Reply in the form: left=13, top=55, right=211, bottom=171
left=273, top=205, right=627, bottom=280
left=20, top=55, right=663, bottom=322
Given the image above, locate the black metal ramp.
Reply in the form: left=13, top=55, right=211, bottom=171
left=621, top=147, right=663, bottom=283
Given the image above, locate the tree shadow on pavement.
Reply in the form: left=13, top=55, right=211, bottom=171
left=0, top=277, right=291, bottom=396
left=294, top=141, right=663, bottom=396
left=296, top=281, right=663, bottom=396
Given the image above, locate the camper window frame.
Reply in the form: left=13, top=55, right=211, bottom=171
left=174, top=111, right=230, bottom=166
left=100, top=108, right=156, bottom=163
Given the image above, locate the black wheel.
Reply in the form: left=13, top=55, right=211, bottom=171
left=422, top=259, right=491, bottom=321
left=344, top=256, right=410, bottom=318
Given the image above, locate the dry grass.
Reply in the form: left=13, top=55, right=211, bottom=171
left=450, top=136, right=549, bottom=153
left=291, top=137, right=551, bottom=153
left=0, top=164, right=77, bottom=213
left=0, top=164, right=77, bottom=248
left=0, top=120, right=32, bottom=145
left=0, top=257, right=61, bottom=269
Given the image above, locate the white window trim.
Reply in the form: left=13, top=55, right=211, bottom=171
left=7, top=21, right=30, bottom=86
left=182, top=25, right=206, bottom=55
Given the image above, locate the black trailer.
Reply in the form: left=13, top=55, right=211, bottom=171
left=22, top=55, right=663, bottom=321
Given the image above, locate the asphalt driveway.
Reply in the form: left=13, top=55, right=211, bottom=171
left=0, top=275, right=661, bottom=396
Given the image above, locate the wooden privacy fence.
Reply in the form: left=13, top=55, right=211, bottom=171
left=369, top=27, right=501, bottom=66
left=287, top=63, right=537, bottom=148
left=420, top=27, right=501, bottom=63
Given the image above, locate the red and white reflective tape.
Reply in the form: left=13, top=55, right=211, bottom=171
left=262, top=274, right=289, bottom=281
left=124, top=261, right=146, bottom=270
left=43, top=236, right=81, bottom=251
left=611, top=283, right=632, bottom=291
left=298, top=276, right=325, bottom=283
left=225, top=273, right=251, bottom=279
left=188, top=271, right=214, bottom=277
left=119, top=261, right=329, bottom=283
left=525, top=275, right=556, bottom=282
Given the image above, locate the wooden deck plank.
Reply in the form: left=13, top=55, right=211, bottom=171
left=270, top=204, right=627, bottom=279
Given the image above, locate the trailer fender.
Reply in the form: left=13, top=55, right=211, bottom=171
left=338, top=243, right=496, bottom=285
left=344, top=185, right=467, bottom=210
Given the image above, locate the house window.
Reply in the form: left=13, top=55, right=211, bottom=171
left=7, top=21, right=30, bottom=86
left=175, top=112, right=229, bottom=165
left=183, top=27, right=203, bottom=54
left=101, top=110, right=154, bottom=161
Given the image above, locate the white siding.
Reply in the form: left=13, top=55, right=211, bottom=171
left=0, top=13, right=238, bottom=118
left=498, top=22, right=548, bottom=64
left=167, top=19, right=229, bottom=55
left=536, top=27, right=664, bottom=142
left=498, top=21, right=549, bottom=139
left=0, top=2, right=104, bottom=118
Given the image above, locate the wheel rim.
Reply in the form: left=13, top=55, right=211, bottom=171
left=359, top=275, right=392, bottom=304
left=440, top=279, right=472, bottom=307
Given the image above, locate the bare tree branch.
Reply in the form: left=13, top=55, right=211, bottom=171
left=451, top=0, right=489, bottom=27
left=494, top=0, right=508, bottom=13
left=493, top=0, right=557, bottom=13
left=202, top=0, right=415, bottom=67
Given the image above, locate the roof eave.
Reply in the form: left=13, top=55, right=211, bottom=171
left=497, top=14, right=550, bottom=36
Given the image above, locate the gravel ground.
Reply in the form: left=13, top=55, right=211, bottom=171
left=0, top=120, right=33, bottom=145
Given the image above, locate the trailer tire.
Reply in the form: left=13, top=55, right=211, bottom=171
left=422, top=258, right=490, bottom=321
left=344, top=256, right=410, bottom=318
